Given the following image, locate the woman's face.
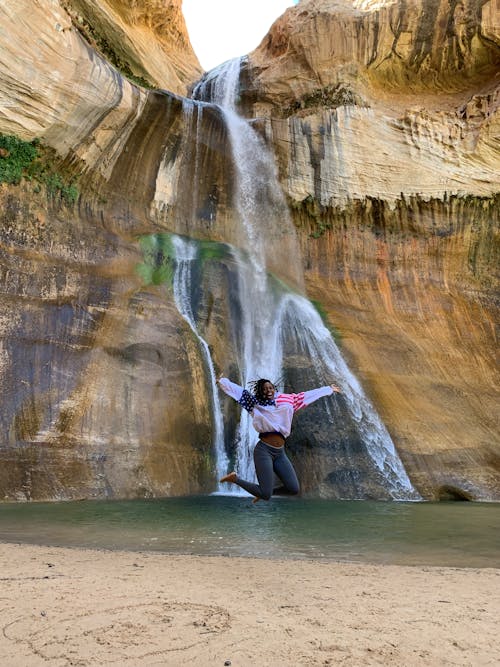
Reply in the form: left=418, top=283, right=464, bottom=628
left=261, top=381, right=275, bottom=400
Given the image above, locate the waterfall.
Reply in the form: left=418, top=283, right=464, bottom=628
left=193, top=60, right=302, bottom=491
left=187, top=58, right=419, bottom=499
left=276, top=294, right=416, bottom=497
left=193, top=58, right=241, bottom=113
left=171, top=235, right=229, bottom=491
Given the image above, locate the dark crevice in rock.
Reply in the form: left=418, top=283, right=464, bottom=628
left=437, top=485, right=475, bottom=501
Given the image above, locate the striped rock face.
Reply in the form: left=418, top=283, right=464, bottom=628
left=0, top=0, right=498, bottom=500
left=242, top=0, right=500, bottom=499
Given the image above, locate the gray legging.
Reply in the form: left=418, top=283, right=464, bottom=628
left=234, top=440, right=300, bottom=501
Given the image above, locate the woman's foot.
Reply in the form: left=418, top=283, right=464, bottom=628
left=220, top=471, right=237, bottom=484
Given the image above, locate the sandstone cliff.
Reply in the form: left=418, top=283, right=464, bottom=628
left=0, top=0, right=498, bottom=501
left=243, top=0, right=499, bottom=499
left=0, top=0, right=213, bottom=500
left=63, top=0, right=202, bottom=93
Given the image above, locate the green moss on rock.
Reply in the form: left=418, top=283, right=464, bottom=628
left=0, top=133, right=80, bottom=205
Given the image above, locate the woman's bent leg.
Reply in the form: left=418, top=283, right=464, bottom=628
left=273, top=449, right=300, bottom=496
left=233, top=441, right=274, bottom=500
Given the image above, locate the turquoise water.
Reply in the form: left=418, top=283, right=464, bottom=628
left=0, top=496, right=498, bottom=568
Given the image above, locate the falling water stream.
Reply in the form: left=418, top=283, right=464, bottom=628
left=171, top=235, right=229, bottom=490
left=171, top=58, right=420, bottom=499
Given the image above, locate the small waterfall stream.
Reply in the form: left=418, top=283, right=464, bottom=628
left=171, top=235, right=228, bottom=491
left=168, top=58, right=419, bottom=499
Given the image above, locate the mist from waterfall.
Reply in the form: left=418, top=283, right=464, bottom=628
left=178, top=58, right=420, bottom=499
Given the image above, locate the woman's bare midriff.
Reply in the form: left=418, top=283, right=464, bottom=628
left=260, top=433, right=285, bottom=447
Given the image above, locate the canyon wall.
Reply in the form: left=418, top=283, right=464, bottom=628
left=63, top=0, right=202, bottom=94
left=0, top=0, right=498, bottom=500
left=0, top=0, right=215, bottom=500
left=243, top=0, right=499, bottom=499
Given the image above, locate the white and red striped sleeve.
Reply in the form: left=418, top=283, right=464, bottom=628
left=276, top=386, right=333, bottom=412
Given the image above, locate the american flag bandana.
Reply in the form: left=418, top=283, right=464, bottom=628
left=238, top=389, right=276, bottom=412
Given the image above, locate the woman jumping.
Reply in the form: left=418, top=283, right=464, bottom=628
left=217, top=376, right=341, bottom=501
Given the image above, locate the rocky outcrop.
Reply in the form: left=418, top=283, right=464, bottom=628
left=294, top=195, right=498, bottom=500
left=63, top=0, right=202, bottom=93
left=248, top=0, right=499, bottom=104
left=244, top=0, right=499, bottom=205
left=0, top=0, right=215, bottom=500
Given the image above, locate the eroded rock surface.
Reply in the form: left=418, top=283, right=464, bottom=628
left=243, top=0, right=499, bottom=499
left=64, top=0, right=202, bottom=93
left=0, top=0, right=498, bottom=500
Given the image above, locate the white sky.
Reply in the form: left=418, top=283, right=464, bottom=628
left=182, top=0, right=298, bottom=71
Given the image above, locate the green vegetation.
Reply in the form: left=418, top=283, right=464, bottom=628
left=0, top=134, right=38, bottom=184
left=0, top=133, right=79, bottom=205
left=198, top=239, right=230, bottom=263
left=93, top=33, right=152, bottom=89
left=309, top=220, right=333, bottom=239
left=136, top=235, right=231, bottom=288
left=136, top=234, right=175, bottom=287
left=45, top=172, right=79, bottom=205
left=267, top=271, right=299, bottom=297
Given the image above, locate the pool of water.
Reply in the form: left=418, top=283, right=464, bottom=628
left=0, top=495, right=498, bottom=568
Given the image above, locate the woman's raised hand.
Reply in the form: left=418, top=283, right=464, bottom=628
left=330, top=383, right=341, bottom=393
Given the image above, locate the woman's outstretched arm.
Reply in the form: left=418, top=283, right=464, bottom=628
left=217, top=377, right=244, bottom=401
left=277, top=383, right=341, bottom=412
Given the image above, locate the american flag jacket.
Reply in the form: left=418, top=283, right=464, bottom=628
left=218, top=377, right=333, bottom=439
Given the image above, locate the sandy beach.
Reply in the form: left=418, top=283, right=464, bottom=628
left=0, top=542, right=498, bottom=666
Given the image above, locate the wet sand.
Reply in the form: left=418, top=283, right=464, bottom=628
left=0, top=542, right=498, bottom=666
